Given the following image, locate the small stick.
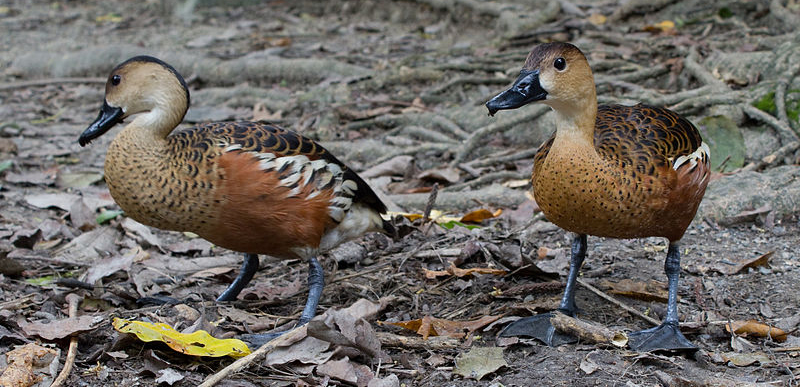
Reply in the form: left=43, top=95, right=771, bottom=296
left=375, top=331, right=462, bottom=350
left=51, top=294, right=82, bottom=387
left=422, top=183, right=439, bottom=223
left=576, top=278, right=660, bottom=326
left=198, top=326, right=307, bottom=387
left=550, top=311, right=627, bottom=346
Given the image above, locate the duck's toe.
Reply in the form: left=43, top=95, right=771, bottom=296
left=499, top=313, right=577, bottom=347
left=628, top=322, right=697, bottom=352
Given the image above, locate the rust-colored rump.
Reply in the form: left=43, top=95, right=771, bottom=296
left=204, top=151, right=335, bottom=258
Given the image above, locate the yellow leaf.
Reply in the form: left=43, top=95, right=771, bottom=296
left=643, top=20, right=675, bottom=33
left=112, top=318, right=251, bottom=357
left=95, top=13, right=122, bottom=23
left=587, top=13, right=606, bottom=25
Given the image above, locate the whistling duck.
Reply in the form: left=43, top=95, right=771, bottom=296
left=486, top=43, right=710, bottom=352
left=79, top=56, right=393, bottom=342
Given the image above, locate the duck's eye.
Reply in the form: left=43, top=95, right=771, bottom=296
left=554, top=57, right=566, bottom=71
left=111, top=75, right=121, bottom=86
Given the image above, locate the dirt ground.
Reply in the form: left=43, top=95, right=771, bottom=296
left=2, top=0, right=800, bottom=386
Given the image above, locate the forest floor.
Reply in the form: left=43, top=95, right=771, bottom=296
left=1, top=0, right=800, bottom=386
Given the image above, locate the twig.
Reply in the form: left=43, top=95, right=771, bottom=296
left=199, top=326, right=307, bottom=387
left=576, top=278, right=660, bottom=326
left=0, top=77, right=105, bottom=92
left=51, top=294, right=82, bottom=387
left=741, top=141, right=800, bottom=171
left=422, top=183, right=439, bottom=223
left=331, top=263, right=392, bottom=283
left=743, top=104, right=800, bottom=144
left=0, top=294, right=36, bottom=310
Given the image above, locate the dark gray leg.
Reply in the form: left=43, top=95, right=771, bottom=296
left=297, top=257, right=324, bottom=326
left=499, top=234, right=587, bottom=346
left=557, top=233, right=587, bottom=315
left=217, top=253, right=259, bottom=302
left=628, top=242, right=697, bottom=352
left=241, top=257, right=325, bottom=349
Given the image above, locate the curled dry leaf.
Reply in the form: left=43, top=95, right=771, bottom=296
left=380, top=314, right=503, bottom=340
left=725, top=320, right=787, bottom=342
left=424, top=262, right=506, bottom=279
left=19, top=315, right=102, bottom=340
left=453, top=346, right=507, bottom=381
left=316, top=356, right=374, bottom=387
left=460, top=208, right=503, bottom=223
left=0, top=343, right=59, bottom=387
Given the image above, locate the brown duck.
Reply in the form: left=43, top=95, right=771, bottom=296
left=486, top=42, right=710, bottom=352
left=79, top=56, right=393, bottom=341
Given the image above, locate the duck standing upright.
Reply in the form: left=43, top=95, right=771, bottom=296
left=485, top=43, right=710, bottom=351
left=79, top=56, right=393, bottom=338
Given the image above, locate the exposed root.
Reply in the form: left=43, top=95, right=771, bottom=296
left=743, top=105, right=800, bottom=144
left=50, top=294, right=82, bottom=387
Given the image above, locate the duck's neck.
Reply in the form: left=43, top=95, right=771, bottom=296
left=549, top=95, right=598, bottom=151
left=120, top=106, right=183, bottom=149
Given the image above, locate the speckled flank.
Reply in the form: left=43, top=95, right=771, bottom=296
left=91, top=57, right=389, bottom=260
left=533, top=104, right=709, bottom=241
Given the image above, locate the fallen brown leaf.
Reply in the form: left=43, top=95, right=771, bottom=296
left=0, top=343, right=59, bottom=387
left=19, top=315, right=103, bottom=340
left=380, top=314, right=503, bottom=340
left=316, top=356, right=373, bottom=387
left=424, top=263, right=506, bottom=279
left=725, top=320, right=787, bottom=342
left=460, top=208, right=503, bottom=224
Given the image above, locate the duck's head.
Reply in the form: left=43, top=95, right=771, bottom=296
left=79, top=56, right=190, bottom=146
left=486, top=42, right=595, bottom=117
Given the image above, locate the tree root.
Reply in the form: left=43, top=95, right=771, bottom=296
left=451, top=105, right=549, bottom=166
left=0, top=77, right=105, bottom=91
left=8, top=45, right=372, bottom=85
left=444, top=171, right=526, bottom=192
left=607, top=0, right=680, bottom=22
left=389, top=184, right=526, bottom=211
left=741, top=141, right=800, bottom=172
left=743, top=105, right=800, bottom=144
left=775, top=60, right=800, bottom=133
left=50, top=294, right=82, bottom=387
left=770, top=0, right=800, bottom=29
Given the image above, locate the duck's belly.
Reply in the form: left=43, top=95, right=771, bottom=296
left=532, top=153, right=670, bottom=239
